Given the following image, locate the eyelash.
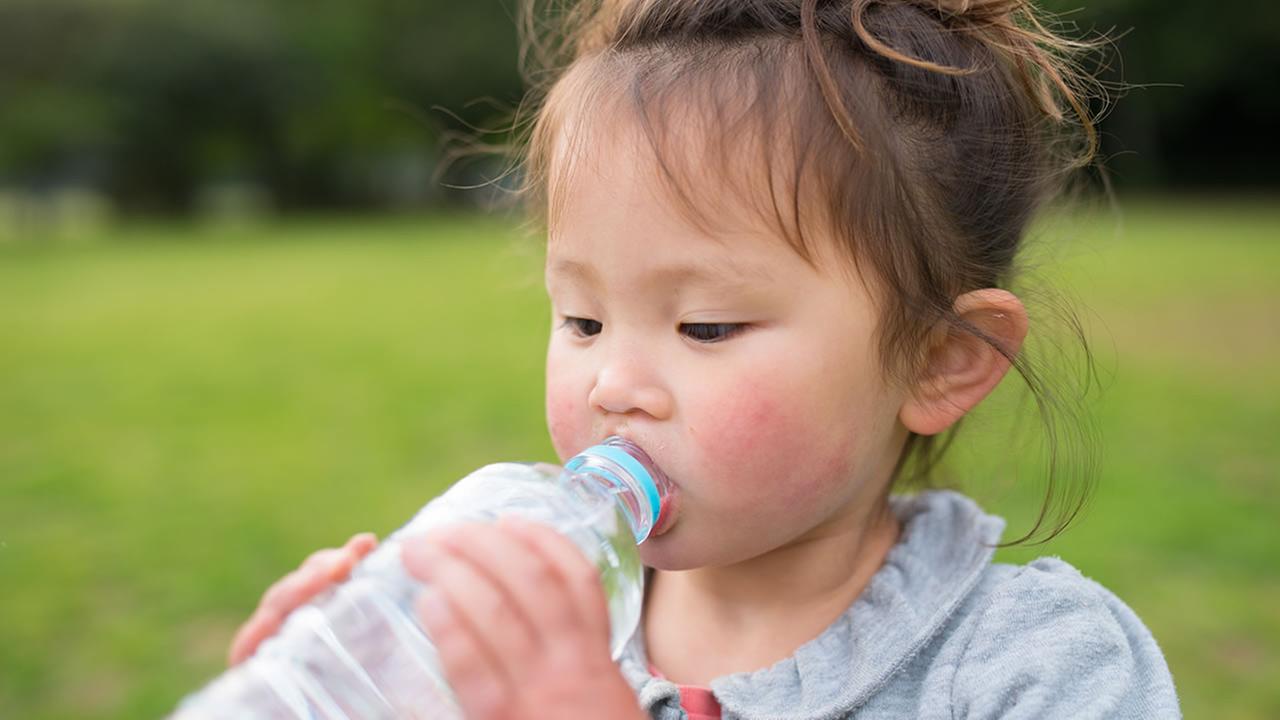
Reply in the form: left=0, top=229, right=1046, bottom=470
left=681, top=322, right=745, bottom=343
left=561, top=318, right=746, bottom=344
left=563, top=317, right=603, bottom=337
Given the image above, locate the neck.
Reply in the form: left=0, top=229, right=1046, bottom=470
left=642, top=494, right=901, bottom=684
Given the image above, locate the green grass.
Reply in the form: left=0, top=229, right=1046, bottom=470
left=0, top=200, right=1276, bottom=718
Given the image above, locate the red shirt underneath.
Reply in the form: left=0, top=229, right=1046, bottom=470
left=648, top=664, right=722, bottom=720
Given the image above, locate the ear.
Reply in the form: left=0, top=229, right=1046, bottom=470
left=898, top=289, right=1028, bottom=437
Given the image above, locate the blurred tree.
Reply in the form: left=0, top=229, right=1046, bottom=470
left=0, top=0, right=523, bottom=212
left=0, top=0, right=1273, bottom=214
left=1042, top=0, right=1280, bottom=188
left=0, top=0, right=115, bottom=187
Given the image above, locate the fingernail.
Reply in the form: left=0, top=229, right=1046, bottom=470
left=325, top=553, right=348, bottom=575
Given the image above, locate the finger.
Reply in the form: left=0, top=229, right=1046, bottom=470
left=262, top=550, right=344, bottom=612
left=280, top=535, right=377, bottom=603
left=343, top=532, right=379, bottom=558
left=497, top=518, right=612, bottom=647
left=228, top=606, right=280, bottom=666
left=413, top=526, right=544, bottom=669
left=408, top=523, right=577, bottom=646
left=228, top=537, right=376, bottom=666
left=229, top=556, right=338, bottom=665
left=414, top=585, right=510, bottom=720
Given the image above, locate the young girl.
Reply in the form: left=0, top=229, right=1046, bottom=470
left=229, top=0, right=1180, bottom=717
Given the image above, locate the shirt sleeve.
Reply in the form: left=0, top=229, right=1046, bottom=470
left=950, top=557, right=1181, bottom=720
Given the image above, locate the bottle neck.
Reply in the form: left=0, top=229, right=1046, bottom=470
left=562, top=437, right=669, bottom=543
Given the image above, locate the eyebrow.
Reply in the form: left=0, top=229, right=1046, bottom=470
left=547, top=258, right=771, bottom=290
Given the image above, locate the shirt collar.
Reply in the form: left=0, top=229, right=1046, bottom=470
left=618, top=490, right=1006, bottom=719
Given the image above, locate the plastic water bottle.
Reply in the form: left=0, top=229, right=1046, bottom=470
left=170, top=436, right=672, bottom=719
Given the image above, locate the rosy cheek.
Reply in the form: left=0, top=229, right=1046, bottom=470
left=705, top=391, right=792, bottom=458
left=693, top=378, right=858, bottom=505
left=545, top=383, right=583, bottom=462
left=695, top=389, right=809, bottom=483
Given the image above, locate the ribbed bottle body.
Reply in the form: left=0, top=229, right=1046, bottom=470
left=170, top=442, right=663, bottom=719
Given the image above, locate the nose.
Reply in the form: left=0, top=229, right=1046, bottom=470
left=588, top=353, right=674, bottom=421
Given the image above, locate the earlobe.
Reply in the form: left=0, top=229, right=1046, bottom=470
left=898, top=289, right=1028, bottom=437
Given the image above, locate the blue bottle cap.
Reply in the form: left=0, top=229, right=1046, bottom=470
left=564, top=439, right=664, bottom=542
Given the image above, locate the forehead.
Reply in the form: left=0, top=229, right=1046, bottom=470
left=544, top=107, right=808, bottom=286
left=547, top=248, right=776, bottom=294
left=542, top=57, right=832, bottom=262
left=538, top=50, right=887, bottom=300
left=545, top=102, right=844, bottom=275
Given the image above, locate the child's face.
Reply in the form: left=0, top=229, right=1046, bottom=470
left=543, top=128, right=912, bottom=571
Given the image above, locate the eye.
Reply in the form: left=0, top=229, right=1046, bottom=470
left=562, top=316, right=603, bottom=337
left=680, top=323, right=746, bottom=343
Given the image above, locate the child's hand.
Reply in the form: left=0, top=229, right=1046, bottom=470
left=227, top=531, right=379, bottom=666
left=402, top=518, right=646, bottom=720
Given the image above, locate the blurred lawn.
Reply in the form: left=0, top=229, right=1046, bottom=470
left=1, top=200, right=1276, bottom=719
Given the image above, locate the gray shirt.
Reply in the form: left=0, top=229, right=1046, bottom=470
left=618, top=490, right=1181, bottom=719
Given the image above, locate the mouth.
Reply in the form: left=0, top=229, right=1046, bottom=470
left=650, top=486, right=680, bottom=537
left=635, top=445, right=680, bottom=539
left=597, top=434, right=680, bottom=539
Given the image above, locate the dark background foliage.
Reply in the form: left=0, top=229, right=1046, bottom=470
left=0, top=0, right=1274, bottom=214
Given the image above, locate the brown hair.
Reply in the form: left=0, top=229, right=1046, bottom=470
left=495, top=0, right=1112, bottom=545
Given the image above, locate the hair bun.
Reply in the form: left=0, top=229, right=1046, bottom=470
left=847, top=0, right=1105, bottom=164
left=910, top=0, right=1021, bottom=22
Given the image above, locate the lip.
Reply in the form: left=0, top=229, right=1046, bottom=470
left=626, top=438, right=680, bottom=539
left=649, top=484, right=680, bottom=538
left=591, top=427, right=680, bottom=535
left=596, top=431, right=681, bottom=539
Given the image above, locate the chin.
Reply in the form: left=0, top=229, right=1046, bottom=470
left=638, top=525, right=737, bottom=572
left=637, top=531, right=701, bottom=571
